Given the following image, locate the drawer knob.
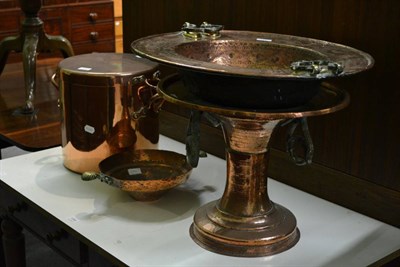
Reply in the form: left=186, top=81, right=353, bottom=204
left=90, top=31, right=99, bottom=41
left=46, top=229, right=67, bottom=243
left=7, top=202, right=27, bottom=214
left=89, top=12, right=98, bottom=21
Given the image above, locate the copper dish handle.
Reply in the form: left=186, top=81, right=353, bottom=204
left=81, top=172, right=120, bottom=187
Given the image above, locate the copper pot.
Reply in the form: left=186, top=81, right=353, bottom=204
left=55, top=53, right=160, bottom=173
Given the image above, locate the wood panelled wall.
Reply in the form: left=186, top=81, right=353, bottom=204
left=123, top=0, right=400, bottom=227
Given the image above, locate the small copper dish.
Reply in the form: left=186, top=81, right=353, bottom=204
left=82, top=149, right=192, bottom=201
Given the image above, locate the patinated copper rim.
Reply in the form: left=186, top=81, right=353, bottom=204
left=131, top=30, right=374, bottom=80
left=157, top=74, right=350, bottom=120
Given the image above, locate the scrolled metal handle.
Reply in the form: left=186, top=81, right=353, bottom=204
left=186, top=110, right=202, bottom=168
left=282, top=117, right=314, bottom=166
left=130, top=93, right=164, bottom=120
left=185, top=111, right=214, bottom=168
left=130, top=71, right=164, bottom=120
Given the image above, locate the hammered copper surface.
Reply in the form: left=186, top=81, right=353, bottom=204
left=189, top=116, right=300, bottom=256
left=175, top=41, right=325, bottom=71
left=57, top=53, right=159, bottom=173
left=132, top=30, right=371, bottom=108
left=132, top=30, right=373, bottom=79
left=98, top=149, right=192, bottom=201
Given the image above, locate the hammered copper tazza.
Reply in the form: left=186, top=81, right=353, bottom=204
left=131, top=26, right=374, bottom=257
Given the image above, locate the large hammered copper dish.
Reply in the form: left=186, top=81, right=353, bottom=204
left=131, top=30, right=374, bottom=108
left=82, top=150, right=192, bottom=201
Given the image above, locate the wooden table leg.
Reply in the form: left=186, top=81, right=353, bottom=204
left=0, top=217, right=6, bottom=267
left=1, top=218, right=26, bottom=267
left=0, top=0, right=74, bottom=114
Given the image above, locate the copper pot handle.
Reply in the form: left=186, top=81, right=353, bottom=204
left=131, top=93, right=164, bottom=120
left=51, top=73, right=58, bottom=89
left=130, top=71, right=164, bottom=120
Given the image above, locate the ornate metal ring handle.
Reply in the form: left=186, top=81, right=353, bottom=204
left=282, top=118, right=314, bottom=166
left=182, top=22, right=223, bottom=39
left=290, top=60, right=344, bottom=79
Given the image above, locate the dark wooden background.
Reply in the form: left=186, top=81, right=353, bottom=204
left=122, top=0, right=400, bottom=227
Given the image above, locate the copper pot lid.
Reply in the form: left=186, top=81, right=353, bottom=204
left=131, top=28, right=374, bottom=80
left=57, top=52, right=158, bottom=77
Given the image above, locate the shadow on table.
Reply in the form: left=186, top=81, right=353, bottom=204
left=34, top=154, right=216, bottom=223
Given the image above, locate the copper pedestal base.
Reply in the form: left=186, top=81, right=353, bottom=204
left=157, top=74, right=349, bottom=257
left=187, top=115, right=299, bottom=257
left=190, top=200, right=300, bottom=257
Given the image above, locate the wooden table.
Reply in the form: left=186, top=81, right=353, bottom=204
left=0, top=57, right=62, bottom=154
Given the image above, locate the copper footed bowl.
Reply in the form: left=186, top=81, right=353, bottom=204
left=82, top=149, right=192, bottom=201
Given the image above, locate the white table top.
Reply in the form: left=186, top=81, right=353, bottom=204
left=1, top=135, right=399, bottom=266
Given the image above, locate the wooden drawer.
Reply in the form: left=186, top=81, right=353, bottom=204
left=39, top=8, right=68, bottom=36
left=0, top=1, right=17, bottom=9
left=0, top=1, right=115, bottom=60
left=73, top=40, right=115, bottom=54
left=69, top=3, right=114, bottom=25
left=0, top=186, right=87, bottom=265
left=43, top=0, right=75, bottom=5
left=71, top=22, right=114, bottom=43
left=0, top=9, right=20, bottom=35
left=0, top=9, right=20, bottom=42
